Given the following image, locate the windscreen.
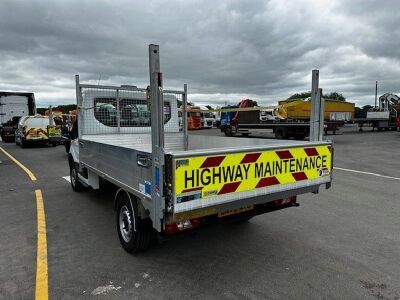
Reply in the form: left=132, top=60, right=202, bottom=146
left=25, top=117, right=48, bottom=128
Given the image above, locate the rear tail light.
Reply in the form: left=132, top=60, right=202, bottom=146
left=164, top=218, right=201, bottom=235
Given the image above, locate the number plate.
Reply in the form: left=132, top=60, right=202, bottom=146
left=218, top=205, right=254, bottom=218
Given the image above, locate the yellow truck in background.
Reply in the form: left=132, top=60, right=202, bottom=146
left=277, top=98, right=355, bottom=121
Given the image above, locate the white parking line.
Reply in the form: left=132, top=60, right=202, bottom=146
left=62, top=176, right=71, bottom=183
left=334, top=167, right=400, bottom=181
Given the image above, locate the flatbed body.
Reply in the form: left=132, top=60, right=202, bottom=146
left=79, top=131, right=332, bottom=224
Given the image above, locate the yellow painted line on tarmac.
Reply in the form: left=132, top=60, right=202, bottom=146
left=35, top=189, right=48, bottom=300
left=0, top=146, right=37, bottom=181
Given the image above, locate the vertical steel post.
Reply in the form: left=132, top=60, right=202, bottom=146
left=75, top=75, right=83, bottom=138
left=375, top=81, right=378, bottom=108
left=182, top=83, right=188, bottom=150
left=116, top=89, right=120, bottom=133
left=318, top=88, right=325, bottom=141
left=48, top=106, right=54, bottom=126
left=310, top=70, right=320, bottom=141
left=149, top=44, right=164, bottom=232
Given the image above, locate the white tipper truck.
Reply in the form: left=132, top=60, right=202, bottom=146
left=68, top=45, right=333, bottom=253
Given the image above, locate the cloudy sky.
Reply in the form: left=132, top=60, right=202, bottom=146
left=0, top=0, right=399, bottom=107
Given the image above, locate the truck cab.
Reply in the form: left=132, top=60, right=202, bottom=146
left=199, top=106, right=214, bottom=128
left=260, top=109, right=279, bottom=122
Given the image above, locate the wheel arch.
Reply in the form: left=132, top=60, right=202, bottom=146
left=114, top=188, right=149, bottom=220
left=114, top=188, right=134, bottom=213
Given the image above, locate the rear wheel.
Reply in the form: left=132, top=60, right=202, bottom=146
left=116, top=192, right=152, bottom=253
left=275, top=126, right=288, bottom=139
left=224, top=126, right=233, bottom=137
left=1, top=134, right=13, bottom=143
left=70, top=162, right=85, bottom=192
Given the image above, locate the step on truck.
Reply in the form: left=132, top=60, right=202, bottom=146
left=69, top=45, right=333, bottom=253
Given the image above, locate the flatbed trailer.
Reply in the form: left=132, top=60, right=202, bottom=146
left=354, top=117, right=397, bottom=131
left=68, top=46, right=333, bottom=253
left=230, top=120, right=344, bottom=139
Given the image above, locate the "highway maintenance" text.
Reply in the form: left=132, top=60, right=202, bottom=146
left=183, top=155, right=328, bottom=189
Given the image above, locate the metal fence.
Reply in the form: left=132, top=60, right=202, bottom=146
left=76, top=80, right=183, bottom=136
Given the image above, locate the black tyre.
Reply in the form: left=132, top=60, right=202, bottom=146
left=116, top=192, right=152, bottom=253
left=275, top=127, right=288, bottom=139
left=21, top=140, right=26, bottom=148
left=241, top=133, right=250, bottom=137
left=224, top=126, right=233, bottom=137
left=51, top=142, right=57, bottom=147
left=65, top=141, right=71, bottom=153
left=1, top=135, right=14, bottom=143
left=70, top=162, right=85, bottom=192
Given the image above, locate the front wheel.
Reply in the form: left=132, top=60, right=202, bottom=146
left=70, top=163, right=85, bottom=192
left=116, top=192, right=152, bottom=253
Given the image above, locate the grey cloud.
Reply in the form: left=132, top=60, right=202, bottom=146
left=0, top=0, right=399, bottom=107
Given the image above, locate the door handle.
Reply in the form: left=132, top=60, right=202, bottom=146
left=137, top=154, right=152, bottom=168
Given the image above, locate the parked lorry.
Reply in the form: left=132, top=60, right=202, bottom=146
left=355, top=93, right=399, bottom=131
left=68, top=46, right=333, bottom=253
left=0, top=92, right=36, bottom=142
left=220, top=98, right=355, bottom=139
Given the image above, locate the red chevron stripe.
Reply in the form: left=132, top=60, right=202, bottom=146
left=256, top=176, right=280, bottom=188
left=181, top=187, right=203, bottom=194
left=292, top=172, right=308, bottom=181
left=200, top=156, right=225, bottom=168
left=276, top=150, right=293, bottom=159
left=304, top=147, right=319, bottom=156
left=240, top=152, right=261, bottom=164
left=218, top=182, right=241, bottom=195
